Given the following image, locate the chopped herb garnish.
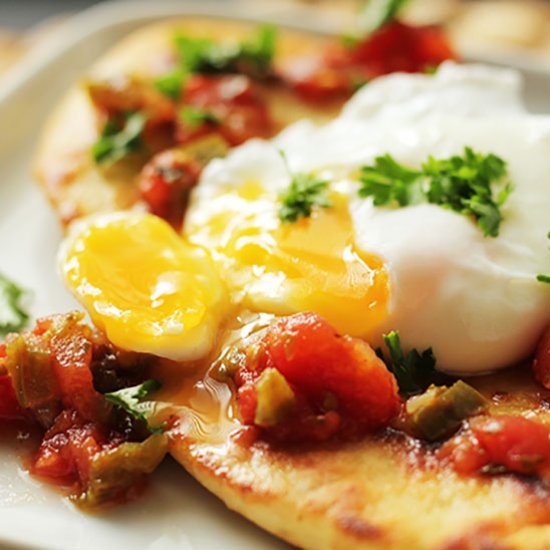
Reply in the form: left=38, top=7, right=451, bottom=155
left=174, top=24, right=277, bottom=79
left=0, top=274, right=29, bottom=336
left=358, top=147, right=513, bottom=237
left=154, top=68, right=187, bottom=100
left=279, top=173, right=331, bottom=223
left=105, top=380, right=163, bottom=433
left=278, top=150, right=332, bottom=223
left=92, top=111, right=147, bottom=165
left=179, top=105, right=221, bottom=127
left=377, top=331, right=447, bottom=396
left=359, top=154, right=424, bottom=207
left=537, top=231, right=550, bottom=284
left=358, top=0, right=411, bottom=35
left=240, top=23, right=277, bottom=74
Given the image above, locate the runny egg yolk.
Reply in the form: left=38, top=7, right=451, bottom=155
left=59, top=212, right=229, bottom=361
left=185, top=182, right=389, bottom=338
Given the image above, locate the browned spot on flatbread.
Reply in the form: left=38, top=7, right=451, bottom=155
left=336, top=514, right=385, bottom=541
left=440, top=524, right=513, bottom=550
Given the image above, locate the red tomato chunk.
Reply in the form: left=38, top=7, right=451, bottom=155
left=32, top=409, right=122, bottom=486
left=227, top=312, right=400, bottom=442
left=284, top=22, right=456, bottom=102
left=138, top=148, right=202, bottom=226
left=440, top=415, right=550, bottom=476
left=177, top=74, right=274, bottom=146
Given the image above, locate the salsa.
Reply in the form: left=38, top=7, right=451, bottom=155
left=0, top=313, right=168, bottom=508
left=216, top=312, right=401, bottom=442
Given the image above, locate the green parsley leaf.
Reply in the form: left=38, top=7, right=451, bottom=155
left=0, top=274, right=29, bottom=336
left=240, top=24, right=277, bottom=74
left=377, top=331, right=447, bottom=396
left=359, top=154, right=423, bottom=206
left=537, top=231, right=550, bottom=284
left=279, top=173, right=332, bottom=223
left=358, top=0, right=411, bottom=35
left=154, top=68, right=187, bottom=100
left=92, top=111, right=147, bottom=165
left=358, top=147, right=513, bottom=237
left=105, top=380, right=163, bottom=433
left=174, top=24, right=277, bottom=79
left=179, top=105, right=221, bottom=128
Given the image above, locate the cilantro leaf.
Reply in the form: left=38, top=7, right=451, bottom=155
left=154, top=68, right=187, bottom=100
left=537, top=231, right=550, bottom=284
left=179, top=105, right=221, bottom=127
left=105, top=380, right=163, bottom=433
left=174, top=24, right=277, bottom=79
left=358, top=147, right=513, bottom=237
left=358, top=0, right=411, bottom=35
left=279, top=173, right=332, bottom=223
left=377, top=331, right=447, bottom=396
left=0, top=274, right=29, bottom=336
left=92, top=111, right=147, bottom=165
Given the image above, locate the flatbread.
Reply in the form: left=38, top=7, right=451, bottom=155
left=162, top=364, right=550, bottom=550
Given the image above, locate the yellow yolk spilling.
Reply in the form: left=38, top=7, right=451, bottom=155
left=59, top=212, right=228, bottom=361
left=185, top=183, right=389, bottom=338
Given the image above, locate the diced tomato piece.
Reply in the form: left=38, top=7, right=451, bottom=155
left=472, top=416, right=550, bottom=475
left=138, top=148, right=202, bottom=225
left=349, top=21, right=456, bottom=76
left=283, top=22, right=455, bottom=103
left=533, top=325, right=550, bottom=389
left=32, top=410, right=104, bottom=484
left=230, top=312, right=400, bottom=442
left=49, top=320, right=107, bottom=423
left=280, top=54, right=353, bottom=103
left=261, top=313, right=400, bottom=426
left=440, top=415, right=550, bottom=476
left=177, top=75, right=273, bottom=146
left=0, top=375, right=25, bottom=421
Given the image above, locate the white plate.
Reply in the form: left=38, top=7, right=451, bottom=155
left=1, top=2, right=550, bottom=549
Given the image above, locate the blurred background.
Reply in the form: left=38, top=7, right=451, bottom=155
left=2, top=0, right=550, bottom=78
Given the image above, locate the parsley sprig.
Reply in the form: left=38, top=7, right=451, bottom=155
left=277, top=152, right=332, bottom=223
left=358, top=147, right=513, bottom=237
left=177, top=24, right=276, bottom=77
left=105, top=380, right=163, bottom=433
left=0, top=274, right=29, bottom=336
left=537, top=231, right=550, bottom=284
left=179, top=105, right=221, bottom=127
left=377, top=331, right=448, bottom=396
left=358, top=0, right=411, bottom=35
left=92, top=111, right=147, bottom=165
left=154, top=67, right=188, bottom=100
left=154, top=25, right=276, bottom=100
left=279, top=174, right=332, bottom=223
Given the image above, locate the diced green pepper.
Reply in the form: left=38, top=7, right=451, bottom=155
left=406, top=380, right=488, bottom=441
left=80, top=433, right=168, bottom=509
left=254, top=368, right=295, bottom=427
left=182, top=134, right=229, bottom=167
left=5, top=333, right=60, bottom=427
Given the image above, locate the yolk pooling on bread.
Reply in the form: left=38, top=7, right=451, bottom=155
left=185, top=182, right=389, bottom=339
